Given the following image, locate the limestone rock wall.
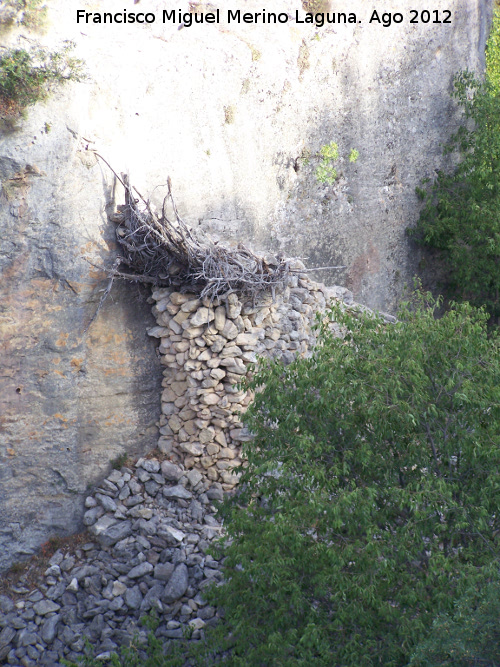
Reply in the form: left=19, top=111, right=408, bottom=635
left=0, top=156, right=162, bottom=572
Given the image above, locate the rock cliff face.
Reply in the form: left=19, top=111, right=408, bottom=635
left=0, top=0, right=492, bottom=571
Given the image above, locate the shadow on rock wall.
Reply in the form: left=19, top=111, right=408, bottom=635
left=0, top=155, right=162, bottom=572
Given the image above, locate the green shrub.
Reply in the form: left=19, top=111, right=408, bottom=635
left=203, top=292, right=500, bottom=666
left=409, top=570, right=500, bottom=666
left=0, top=43, right=84, bottom=119
left=409, top=9, right=500, bottom=321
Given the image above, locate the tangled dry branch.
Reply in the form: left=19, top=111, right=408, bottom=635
left=91, top=153, right=345, bottom=305
left=109, top=172, right=294, bottom=301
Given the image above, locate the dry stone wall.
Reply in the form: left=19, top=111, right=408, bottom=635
left=148, top=266, right=357, bottom=490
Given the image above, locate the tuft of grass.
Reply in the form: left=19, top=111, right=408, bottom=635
left=7, top=561, right=25, bottom=575
left=111, top=452, right=128, bottom=470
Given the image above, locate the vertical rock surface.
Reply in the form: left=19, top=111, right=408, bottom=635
left=0, top=0, right=493, bottom=570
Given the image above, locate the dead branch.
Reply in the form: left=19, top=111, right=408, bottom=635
left=107, top=171, right=294, bottom=300
left=92, top=154, right=346, bottom=302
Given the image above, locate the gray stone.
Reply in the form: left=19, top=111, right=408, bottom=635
left=158, top=525, right=185, bottom=543
left=154, top=562, right=175, bottom=582
left=66, top=578, right=79, bottom=592
left=163, top=485, right=193, bottom=501
left=0, top=595, right=14, bottom=614
left=0, top=625, right=15, bottom=647
left=107, top=469, right=124, bottom=483
left=89, top=515, right=118, bottom=537
left=161, top=461, right=184, bottom=482
left=46, top=581, right=65, bottom=601
left=144, top=480, right=160, bottom=497
left=161, top=564, right=189, bottom=603
left=206, top=486, right=224, bottom=502
left=95, top=493, right=118, bottom=513
left=124, top=586, right=143, bottom=610
left=18, top=629, right=38, bottom=646
left=189, top=500, right=204, bottom=522
left=204, top=515, right=220, bottom=527
left=49, top=549, right=64, bottom=566
left=10, top=616, right=26, bottom=629
left=136, top=469, right=151, bottom=483
left=110, top=596, right=124, bottom=611
left=32, top=600, right=60, bottom=616
left=95, top=520, right=133, bottom=547
left=44, top=564, right=61, bottom=578
left=83, top=506, right=102, bottom=526
left=164, top=628, right=184, bottom=638
left=118, top=485, right=131, bottom=501
left=60, top=555, right=76, bottom=572
left=186, top=470, right=203, bottom=487
left=179, top=442, right=204, bottom=456
left=112, top=581, right=127, bottom=597
left=190, top=307, right=215, bottom=327
left=40, top=614, right=60, bottom=643
left=141, top=459, right=160, bottom=473
left=123, top=494, right=144, bottom=508
left=198, top=605, right=215, bottom=620
left=127, top=562, right=153, bottom=579
left=141, top=584, right=164, bottom=611
left=87, top=613, right=105, bottom=642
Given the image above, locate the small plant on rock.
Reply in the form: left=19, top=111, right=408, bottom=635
left=0, top=42, right=85, bottom=121
left=298, top=140, right=358, bottom=186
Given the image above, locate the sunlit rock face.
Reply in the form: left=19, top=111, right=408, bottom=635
left=0, top=0, right=492, bottom=570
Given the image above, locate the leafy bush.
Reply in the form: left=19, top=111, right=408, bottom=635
left=203, top=292, right=500, bottom=666
left=409, top=9, right=500, bottom=321
left=0, top=43, right=84, bottom=119
left=409, top=570, right=500, bottom=666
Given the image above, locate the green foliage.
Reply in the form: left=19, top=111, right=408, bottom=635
left=409, top=9, right=500, bottom=320
left=315, top=160, right=337, bottom=185
left=111, top=452, right=128, bottom=470
left=0, top=43, right=84, bottom=119
left=319, top=140, right=339, bottom=161
left=315, top=140, right=339, bottom=184
left=312, top=140, right=358, bottom=185
left=204, top=292, right=500, bottom=666
left=349, top=148, right=359, bottom=163
left=409, top=568, right=500, bottom=666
